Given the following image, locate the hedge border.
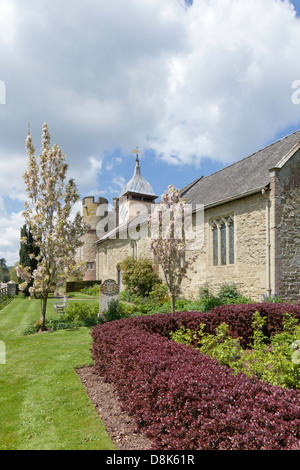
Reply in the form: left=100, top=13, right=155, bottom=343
left=91, top=305, right=300, bottom=450
left=65, top=280, right=102, bottom=293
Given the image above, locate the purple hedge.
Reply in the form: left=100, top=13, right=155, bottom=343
left=91, top=306, right=300, bottom=450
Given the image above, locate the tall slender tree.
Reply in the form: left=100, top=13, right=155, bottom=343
left=16, top=123, right=87, bottom=330
left=0, top=258, right=9, bottom=283
left=149, top=185, right=198, bottom=313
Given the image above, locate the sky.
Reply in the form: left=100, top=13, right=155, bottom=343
left=1, top=0, right=300, bottom=266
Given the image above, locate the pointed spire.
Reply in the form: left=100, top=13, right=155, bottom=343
left=119, top=147, right=156, bottom=198
left=134, top=152, right=141, bottom=176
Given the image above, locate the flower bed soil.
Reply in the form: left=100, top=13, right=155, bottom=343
left=76, top=365, right=153, bottom=450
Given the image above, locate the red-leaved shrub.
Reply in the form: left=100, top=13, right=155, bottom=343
left=91, top=307, right=300, bottom=450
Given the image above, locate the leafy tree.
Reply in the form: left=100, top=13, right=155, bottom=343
left=8, top=264, right=19, bottom=284
left=149, top=185, right=198, bottom=313
left=0, top=258, right=10, bottom=283
left=120, top=256, right=161, bottom=298
left=16, top=123, right=87, bottom=331
left=18, top=224, right=40, bottom=296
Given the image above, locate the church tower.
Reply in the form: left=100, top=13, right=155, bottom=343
left=118, top=152, right=157, bottom=224
left=81, top=196, right=108, bottom=280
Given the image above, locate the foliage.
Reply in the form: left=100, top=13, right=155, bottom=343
left=148, top=282, right=170, bottom=305
left=207, top=302, right=300, bottom=347
left=149, top=185, right=198, bottom=312
left=16, top=123, right=87, bottom=330
left=171, top=312, right=300, bottom=389
left=22, top=301, right=102, bottom=335
left=120, top=256, right=161, bottom=298
left=198, top=284, right=223, bottom=311
left=120, top=283, right=184, bottom=317
left=217, top=283, right=239, bottom=302
left=101, top=299, right=128, bottom=322
left=80, top=283, right=101, bottom=296
left=198, top=283, right=252, bottom=312
left=0, top=258, right=10, bottom=283
left=119, top=290, right=133, bottom=302
left=65, top=302, right=101, bottom=326
left=118, top=282, right=255, bottom=318
left=18, top=225, right=40, bottom=296
left=65, top=280, right=101, bottom=293
left=8, top=264, right=19, bottom=284
left=262, top=292, right=283, bottom=303
left=91, top=310, right=300, bottom=450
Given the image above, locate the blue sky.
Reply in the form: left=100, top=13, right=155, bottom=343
left=1, top=0, right=300, bottom=265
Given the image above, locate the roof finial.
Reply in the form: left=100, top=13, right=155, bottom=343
left=132, top=146, right=139, bottom=163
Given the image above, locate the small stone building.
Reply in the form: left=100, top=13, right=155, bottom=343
left=83, top=130, right=300, bottom=302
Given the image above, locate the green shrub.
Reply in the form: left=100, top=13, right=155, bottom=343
left=171, top=311, right=300, bottom=389
left=65, top=302, right=100, bottom=326
left=148, top=283, right=169, bottom=305
left=119, top=290, right=133, bottom=302
left=120, top=257, right=161, bottom=297
left=262, top=293, right=283, bottom=303
left=80, top=284, right=100, bottom=296
left=198, top=283, right=252, bottom=311
left=65, top=280, right=101, bottom=293
left=217, top=283, right=240, bottom=302
left=102, top=299, right=128, bottom=322
left=198, top=284, right=223, bottom=311
left=22, top=301, right=103, bottom=335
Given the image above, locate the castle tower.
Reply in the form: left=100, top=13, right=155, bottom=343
left=118, top=152, right=158, bottom=224
left=81, top=196, right=108, bottom=280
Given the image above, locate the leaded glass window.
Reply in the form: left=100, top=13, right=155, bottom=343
left=213, top=225, right=218, bottom=266
left=229, top=220, right=234, bottom=264
left=211, top=216, right=235, bottom=266
left=220, top=222, right=226, bottom=265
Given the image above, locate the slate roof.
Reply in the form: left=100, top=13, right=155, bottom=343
left=97, top=129, right=300, bottom=243
left=181, top=129, right=300, bottom=207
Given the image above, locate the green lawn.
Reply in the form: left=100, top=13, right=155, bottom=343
left=0, top=296, right=117, bottom=450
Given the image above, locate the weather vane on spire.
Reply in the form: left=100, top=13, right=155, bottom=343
left=132, top=146, right=139, bottom=162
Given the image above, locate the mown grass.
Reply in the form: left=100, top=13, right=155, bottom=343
left=0, top=296, right=117, bottom=450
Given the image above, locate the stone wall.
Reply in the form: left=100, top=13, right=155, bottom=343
left=81, top=196, right=108, bottom=281
left=181, top=192, right=268, bottom=301
left=271, top=148, right=300, bottom=301
left=97, top=235, right=152, bottom=290
left=97, top=191, right=269, bottom=301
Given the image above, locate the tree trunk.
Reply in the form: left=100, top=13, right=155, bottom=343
left=170, top=293, right=176, bottom=313
left=40, top=295, right=48, bottom=331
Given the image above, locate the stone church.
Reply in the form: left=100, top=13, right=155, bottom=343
left=79, top=130, right=300, bottom=302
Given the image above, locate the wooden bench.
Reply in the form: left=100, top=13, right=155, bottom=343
left=54, top=296, right=67, bottom=314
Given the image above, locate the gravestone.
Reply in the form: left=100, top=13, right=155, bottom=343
left=99, top=279, right=119, bottom=317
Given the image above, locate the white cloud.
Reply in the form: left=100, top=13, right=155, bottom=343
left=0, top=152, right=26, bottom=198
left=112, top=176, right=125, bottom=189
left=69, top=155, right=103, bottom=193
left=148, top=0, right=300, bottom=165
left=0, top=0, right=16, bottom=45
left=1, top=0, right=300, bottom=262
left=0, top=0, right=298, bottom=173
left=0, top=205, right=24, bottom=265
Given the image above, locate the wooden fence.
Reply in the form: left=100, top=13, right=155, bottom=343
left=0, top=286, right=9, bottom=306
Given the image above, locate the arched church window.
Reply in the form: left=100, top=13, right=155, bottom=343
left=211, top=216, right=235, bottom=266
